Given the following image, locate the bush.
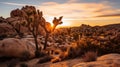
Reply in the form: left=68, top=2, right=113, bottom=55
left=83, top=51, right=97, bottom=62
left=67, top=47, right=77, bottom=58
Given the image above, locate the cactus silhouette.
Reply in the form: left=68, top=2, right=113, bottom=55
left=10, top=5, right=63, bottom=54
left=52, top=16, right=63, bottom=31
left=20, top=5, right=43, bottom=57
left=9, top=6, right=44, bottom=57
left=41, top=16, right=63, bottom=50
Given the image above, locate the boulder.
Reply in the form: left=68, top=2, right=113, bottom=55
left=73, top=53, right=120, bottom=67
left=0, top=23, right=14, bottom=36
left=0, top=38, right=41, bottom=58
left=97, top=53, right=120, bottom=61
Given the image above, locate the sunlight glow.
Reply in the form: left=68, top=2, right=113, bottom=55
left=45, top=17, right=54, bottom=27
left=46, top=17, right=71, bottom=28
left=56, top=19, right=71, bottom=28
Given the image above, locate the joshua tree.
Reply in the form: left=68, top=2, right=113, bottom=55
left=10, top=5, right=63, bottom=57
left=21, top=6, right=43, bottom=57
left=10, top=6, right=45, bottom=57
left=41, top=16, right=63, bottom=50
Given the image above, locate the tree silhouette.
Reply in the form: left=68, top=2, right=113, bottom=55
left=10, top=5, right=63, bottom=57
left=21, top=6, right=43, bottom=57
left=41, top=16, right=63, bottom=50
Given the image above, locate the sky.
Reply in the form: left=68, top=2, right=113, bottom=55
left=0, top=0, right=120, bottom=27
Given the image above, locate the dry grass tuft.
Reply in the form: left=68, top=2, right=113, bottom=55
left=83, top=51, right=97, bottom=62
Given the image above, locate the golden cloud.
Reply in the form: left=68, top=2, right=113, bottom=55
left=38, top=2, right=119, bottom=20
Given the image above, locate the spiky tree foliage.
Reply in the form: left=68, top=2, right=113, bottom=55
left=52, top=16, right=63, bottom=31
left=10, top=6, right=47, bottom=57
left=41, top=16, right=63, bottom=50
left=20, top=6, right=43, bottom=57
left=10, top=5, right=63, bottom=56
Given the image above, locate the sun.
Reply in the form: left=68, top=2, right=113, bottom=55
left=46, top=17, right=71, bottom=28
left=57, top=19, right=71, bottom=28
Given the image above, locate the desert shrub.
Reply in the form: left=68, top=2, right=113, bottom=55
left=55, top=38, right=63, bottom=45
left=73, top=33, right=79, bottom=40
left=83, top=51, right=97, bottom=62
left=37, top=55, right=53, bottom=63
left=59, top=46, right=68, bottom=52
left=54, top=51, right=60, bottom=55
left=59, top=50, right=69, bottom=61
left=20, top=63, right=28, bottom=67
left=67, top=47, right=77, bottom=58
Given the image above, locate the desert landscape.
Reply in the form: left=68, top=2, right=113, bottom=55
left=0, top=0, right=120, bottom=67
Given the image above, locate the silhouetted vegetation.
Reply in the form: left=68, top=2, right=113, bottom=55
left=83, top=51, right=97, bottom=62
left=5, top=5, right=63, bottom=57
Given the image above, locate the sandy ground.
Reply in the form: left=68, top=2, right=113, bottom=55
left=0, top=58, right=82, bottom=67
left=34, top=58, right=82, bottom=67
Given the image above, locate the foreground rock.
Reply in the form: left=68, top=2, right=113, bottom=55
left=0, top=23, right=14, bottom=36
left=0, top=38, right=42, bottom=58
left=73, top=53, right=120, bottom=67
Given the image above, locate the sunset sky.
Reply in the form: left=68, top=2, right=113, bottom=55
left=0, top=0, right=120, bottom=27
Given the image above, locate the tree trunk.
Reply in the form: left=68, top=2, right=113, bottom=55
left=43, top=33, right=49, bottom=50
left=52, top=25, right=57, bottom=32
left=33, top=34, right=39, bottom=57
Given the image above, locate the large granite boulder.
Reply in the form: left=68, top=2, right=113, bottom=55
left=0, top=38, right=41, bottom=58
left=0, top=23, right=14, bottom=36
left=73, top=53, right=120, bottom=67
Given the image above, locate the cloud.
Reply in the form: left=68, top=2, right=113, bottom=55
left=38, top=2, right=120, bottom=20
left=41, top=2, right=58, bottom=5
left=67, top=0, right=77, bottom=3
left=0, top=2, right=37, bottom=6
left=95, top=13, right=120, bottom=17
left=1, top=1, right=120, bottom=25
